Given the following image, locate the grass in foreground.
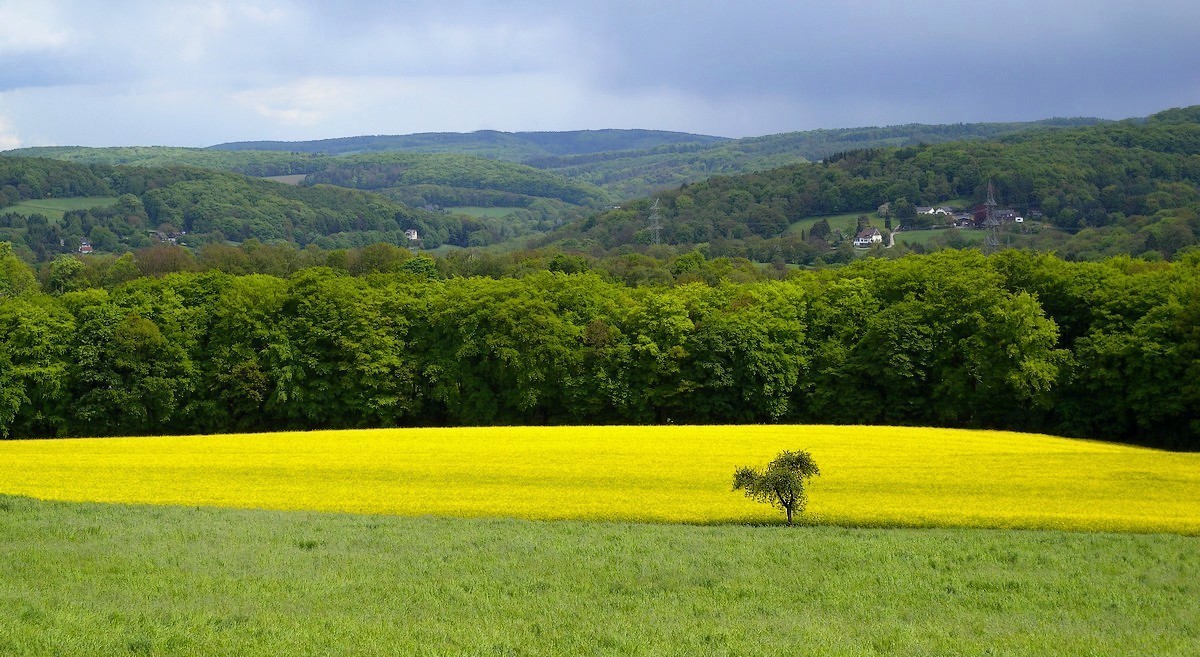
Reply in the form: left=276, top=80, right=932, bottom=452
left=1, top=495, right=1196, bottom=656
left=1, top=425, right=1197, bottom=534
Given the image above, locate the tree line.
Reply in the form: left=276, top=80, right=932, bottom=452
left=2, top=243, right=1196, bottom=450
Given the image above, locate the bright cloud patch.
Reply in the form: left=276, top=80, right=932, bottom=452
left=0, top=1, right=70, bottom=53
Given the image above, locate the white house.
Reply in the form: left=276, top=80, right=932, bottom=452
left=854, top=227, right=883, bottom=247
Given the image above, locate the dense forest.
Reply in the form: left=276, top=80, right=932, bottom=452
left=3, top=148, right=607, bottom=209
left=299, top=152, right=607, bottom=206
left=2, top=242, right=1196, bottom=450
left=0, top=160, right=534, bottom=257
left=546, top=107, right=1200, bottom=262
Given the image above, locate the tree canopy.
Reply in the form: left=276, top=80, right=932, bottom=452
left=0, top=244, right=1195, bottom=451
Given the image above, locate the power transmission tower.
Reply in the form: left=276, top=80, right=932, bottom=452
left=647, top=198, right=663, bottom=245
left=983, top=181, right=1001, bottom=254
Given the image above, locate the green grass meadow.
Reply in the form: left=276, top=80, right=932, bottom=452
left=5, top=197, right=118, bottom=222
left=895, top=227, right=985, bottom=247
left=260, top=174, right=307, bottom=185
left=2, top=495, right=1197, bottom=656
left=787, top=211, right=869, bottom=236
left=446, top=206, right=524, bottom=218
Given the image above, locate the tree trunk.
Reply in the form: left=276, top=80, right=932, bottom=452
left=785, top=507, right=793, bottom=526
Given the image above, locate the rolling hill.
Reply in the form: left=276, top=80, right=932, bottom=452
left=8, top=118, right=1105, bottom=204
left=209, top=128, right=729, bottom=159
left=536, top=107, right=1200, bottom=262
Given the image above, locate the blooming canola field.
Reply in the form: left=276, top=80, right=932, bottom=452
left=1, top=425, right=1197, bottom=534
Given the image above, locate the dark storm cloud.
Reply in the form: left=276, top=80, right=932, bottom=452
left=0, top=0, right=1197, bottom=147
left=579, top=0, right=1200, bottom=124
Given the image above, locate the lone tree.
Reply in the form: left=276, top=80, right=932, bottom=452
left=733, top=450, right=820, bottom=525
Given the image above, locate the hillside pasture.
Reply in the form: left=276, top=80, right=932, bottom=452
left=261, top=174, right=307, bottom=185
left=1, top=425, right=1196, bottom=534
left=786, top=211, right=871, bottom=236
left=895, top=227, right=985, bottom=247
left=4, top=197, right=118, bottom=222
left=446, top=205, right=523, bottom=218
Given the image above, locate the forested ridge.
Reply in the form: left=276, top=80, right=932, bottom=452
left=0, top=159, right=525, bottom=258
left=7, top=117, right=1103, bottom=203
left=548, top=107, right=1200, bottom=262
left=2, top=148, right=607, bottom=208
left=2, top=243, right=1196, bottom=449
left=208, top=128, right=729, bottom=159
left=299, top=152, right=607, bottom=206
left=525, top=117, right=1107, bottom=199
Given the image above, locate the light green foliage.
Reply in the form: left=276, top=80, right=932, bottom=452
left=399, top=254, right=438, bottom=279
left=0, top=242, right=37, bottom=297
left=734, top=449, right=820, bottom=525
left=46, top=255, right=86, bottom=294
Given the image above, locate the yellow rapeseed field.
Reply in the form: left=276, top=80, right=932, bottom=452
left=1, top=425, right=1197, bottom=534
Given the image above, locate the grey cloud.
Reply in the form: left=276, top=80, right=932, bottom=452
left=577, top=1, right=1200, bottom=123
left=1, top=0, right=1198, bottom=147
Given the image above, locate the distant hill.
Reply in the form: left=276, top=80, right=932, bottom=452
left=3, top=146, right=322, bottom=177
left=208, top=129, right=729, bottom=160
left=538, top=107, right=1199, bottom=262
left=0, top=157, right=500, bottom=260
left=7, top=119, right=1107, bottom=204
left=2, top=147, right=609, bottom=211
left=2, top=115, right=1130, bottom=259
left=206, top=119, right=1106, bottom=200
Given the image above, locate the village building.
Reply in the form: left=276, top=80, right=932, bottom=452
left=916, top=206, right=954, bottom=216
left=854, top=227, right=883, bottom=247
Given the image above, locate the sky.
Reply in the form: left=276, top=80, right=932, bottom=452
left=1, top=0, right=1198, bottom=149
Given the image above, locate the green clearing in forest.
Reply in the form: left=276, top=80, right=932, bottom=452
left=895, top=227, right=985, bottom=246
left=787, top=211, right=878, bottom=236
left=446, top=206, right=524, bottom=218
left=5, top=197, right=118, bottom=222
left=0, top=495, right=1195, bottom=656
left=261, top=174, right=307, bottom=185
